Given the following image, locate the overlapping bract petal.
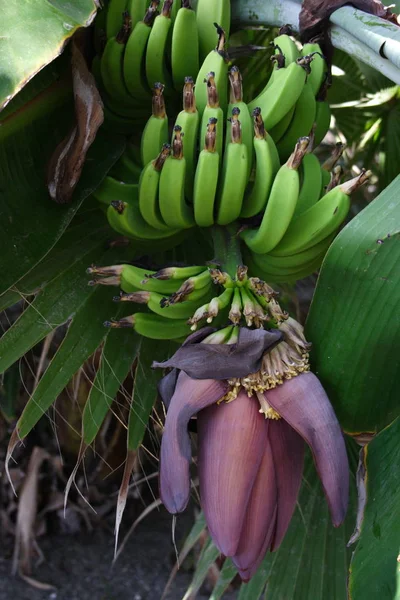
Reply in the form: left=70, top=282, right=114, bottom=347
left=266, top=371, right=349, bottom=526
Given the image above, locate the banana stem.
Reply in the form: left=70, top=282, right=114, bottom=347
left=211, top=224, right=243, bottom=278
left=230, top=0, right=400, bottom=85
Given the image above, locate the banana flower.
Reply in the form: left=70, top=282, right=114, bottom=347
left=153, top=323, right=349, bottom=581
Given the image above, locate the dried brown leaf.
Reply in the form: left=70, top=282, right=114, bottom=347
left=12, top=446, right=49, bottom=576
left=114, top=449, right=138, bottom=557
left=47, top=32, right=104, bottom=204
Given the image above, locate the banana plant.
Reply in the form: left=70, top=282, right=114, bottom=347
left=0, top=1, right=399, bottom=598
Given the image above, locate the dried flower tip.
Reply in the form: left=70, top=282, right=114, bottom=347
left=256, top=391, right=281, bottom=420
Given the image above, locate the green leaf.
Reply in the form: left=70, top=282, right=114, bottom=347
left=0, top=78, right=125, bottom=296
left=183, top=537, right=221, bottom=600
left=0, top=362, right=20, bottom=420
left=82, top=324, right=141, bottom=446
left=349, top=417, right=400, bottom=600
left=15, top=285, right=117, bottom=439
left=209, top=559, right=238, bottom=600
left=0, top=0, right=98, bottom=109
left=0, top=211, right=109, bottom=312
left=0, top=228, right=111, bottom=374
left=127, top=337, right=175, bottom=451
left=306, top=175, right=400, bottom=433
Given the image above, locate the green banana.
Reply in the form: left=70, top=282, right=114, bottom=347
left=146, top=0, right=173, bottom=90
left=139, top=144, right=172, bottom=230
left=199, top=72, right=224, bottom=161
left=226, top=66, right=253, bottom=179
left=314, top=100, right=331, bottom=147
left=196, top=0, right=230, bottom=61
left=240, top=107, right=280, bottom=218
left=270, top=171, right=370, bottom=256
left=174, top=77, right=200, bottom=198
left=301, top=43, right=327, bottom=96
left=115, top=290, right=210, bottom=320
left=272, top=33, right=301, bottom=67
left=245, top=247, right=327, bottom=284
left=123, top=1, right=159, bottom=102
left=105, top=313, right=192, bottom=339
left=276, top=82, right=316, bottom=161
left=268, top=104, right=295, bottom=143
left=193, top=117, right=220, bottom=227
left=121, top=264, right=184, bottom=293
left=109, top=151, right=143, bottom=184
left=195, top=24, right=228, bottom=115
left=106, top=0, right=128, bottom=39
left=293, top=152, right=322, bottom=217
left=101, top=13, right=134, bottom=106
left=216, top=108, right=249, bottom=225
left=93, top=176, right=139, bottom=206
left=107, top=198, right=180, bottom=240
left=171, top=0, right=199, bottom=90
left=126, top=0, right=148, bottom=28
left=86, top=264, right=183, bottom=294
left=148, top=265, right=207, bottom=280
left=240, top=137, right=310, bottom=254
left=140, top=82, right=169, bottom=166
left=247, top=234, right=334, bottom=275
left=159, top=126, right=195, bottom=228
left=248, top=55, right=313, bottom=130
left=94, top=5, right=108, bottom=55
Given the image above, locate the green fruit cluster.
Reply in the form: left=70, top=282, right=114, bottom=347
left=88, top=0, right=371, bottom=338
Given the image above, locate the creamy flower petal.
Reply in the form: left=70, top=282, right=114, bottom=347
left=159, top=373, right=227, bottom=514
left=268, top=419, right=304, bottom=550
left=231, top=436, right=277, bottom=581
left=266, top=372, right=349, bottom=526
left=197, top=391, right=268, bottom=556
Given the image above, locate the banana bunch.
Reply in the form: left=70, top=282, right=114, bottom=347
left=87, top=262, right=295, bottom=339
left=242, top=164, right=371, bottom=284
left=92, top=0, right=232, bottom=131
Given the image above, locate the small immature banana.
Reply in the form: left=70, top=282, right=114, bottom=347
left=196, top=0, right=231, bottom=61
left=148, top=265, right=207, bottom=280
left=140, top=82, right=169, bottom=166
left=146, top=0, right=174, bottom=90
left=293, top=151, right=322, bottom=217
left=171, top=0, right=199, bottom=90
left=115, top=290, right=210, bottom=320
left=174, top=77, right=200, bottom=198
left=199, top=72, right=224, bottom=161
left=226, top=66, right=253, bottom=179
left=87, top=264, right=183, bottom=294
left=139, top=144, right=171, bottom=230
left=240, top=108, right=280, bottom=218
left=240, top=137, right=310, bottom=254
left=193, top=118, right=220, bottom=227
left=216, top=108, right=249, bottom=225
left=159, top=126, right=195, bottom=228
left=105, top=313, right=192, bottom=339
left=195, top=24, right=228, bottom=115
left=123, top=1, right=159, bottom=101
left=101, top=13, right=134, bottom=106
left=271, top=171, right=370, bottom=256
left=276, top=82, right=316, bottom=161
